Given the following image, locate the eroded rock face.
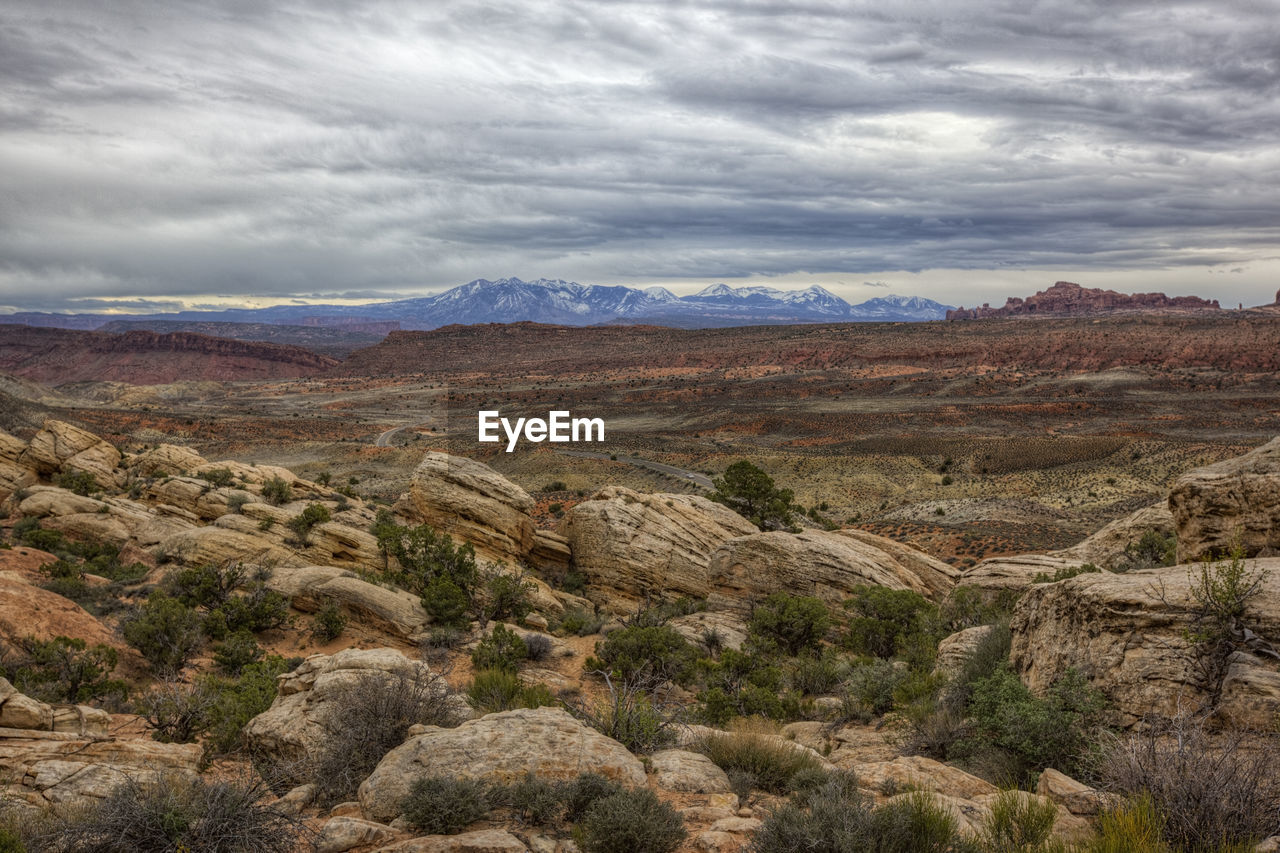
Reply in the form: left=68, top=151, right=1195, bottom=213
left=358, top=707, right=646, bottom=823
left=1010, top=562, right=1280, bottom=728
left=957, top=554, right=1086, bottom=594
left=0, top=678, right=108, bottom=737
left=124, top=444, right=209, bottom=477
left=244, top=648, right=436, bottom=784
left=934, top=625, right=997, bottom=677
left=396, top=452, right=536, bottom=565
left=0, top=738, right=202, bottom=806
left=707, top=529, right=955, bottom=614
left=1053, top=502, right=1175, bottom=569
left=19, top=420, right=123, bottom=489
left=1169, top=437, right=1280, bottom=562
left=558, top=487, right=757, bottom=611
left=649, top=749, right=732, bottom=794
left=265, top=566, right=430, bottom=639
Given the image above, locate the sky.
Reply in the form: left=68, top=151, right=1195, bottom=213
left=2, top=0, right=1279, bottom=314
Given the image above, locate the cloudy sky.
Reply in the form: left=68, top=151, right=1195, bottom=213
left=2, top=0, right=1279, bottom=313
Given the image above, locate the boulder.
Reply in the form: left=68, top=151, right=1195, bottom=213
left=358, top=707, right=646, bottom=823
left=933, top=625, right=997, bottom=677
left=0, top=678, right=108, bottom=737
left=0, top=430, right=27, bottom=464
left=1036, top=767, right=1108, bottom=816
left=1054, top=502, right=1174, bottom=569
left=395, top=452, right=536, bottom=565
left=707, top=529, right=953, bottom=614
left=155, top=524, right=299, bottom=568
left=124, top=444, right=209, bottom=477
left=19, top=420, right=123, bottom=488
left=0, top=461, right=37, bottom=503
left=957, top=554, right=1087, bottom=594
left=1170, top=437, right=1280, bottom=562
left=649, top=749, right=732, bottom=793
left=836, top=528, right=961, bottom=598
left=557, top=487, right=757, bottom=611
left=372, top=830, right=528, bottom=853
left=1010, top=562, right=1280, bottom=728
left=265, top=565, right=430, bottom=639
left=854, top=755, right=998, bottom=801
left=317, top=816, right=399, bottom=853
left=244, top=648, right=438, bottom=784
left=0, top=737, right=201, bottom=805
left=668, top=611, right=750, bottom=652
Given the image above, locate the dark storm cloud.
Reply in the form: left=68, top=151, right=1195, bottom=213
left=1, top=0, right=1279, bottom=310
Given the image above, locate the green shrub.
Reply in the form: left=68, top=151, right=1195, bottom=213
left=586, top=624, right=697, bottom=684
left=844, top=586, right=936, bottom=659
left=16, top=772, right=307, bottom=853
left=399, top=775, right=492, bottom=834
left=53, top=469, right=97, bottom=496
left=422, top=576, right=470, bottom=628
left=165, top=563, right=289, bottom=639
left=710, top=460, right=797, bottom=531
left=310, top=601, right=347, bottom=642
left=14, top=518, right=66, bottom=553
left=562, top=772, right=623, bottom=821
left=122, top=593, right=204, bottom=676
left=785, top=648, right=847, bottom=696
left=472, top=624, right=528, bottom=673
left=135, top=678, right=220, bottom=744
left=211, top=629, right=263, bottom=676
left=840, top=658, right=910, bottom=722
left=465, top=668, right=557, bottom=714
left=560, top=607, right=606, bottom=636
left=10, top=636, right=126, bottom=704
left=1083, top=794, right=1170, bottom=853
left=1031, top=563, right=1102, bottom=584
left=980, top=790, right=1061, bottom=852
left=477, top=567, right=534, bottom=624
left=1121, top=530, right=1177, bottom=571
left=577, top=787, right=687, bottom=853
left=691, top=730, right=823, bottom=796
left=260, top=475, right=293, bottom=505
left=569, top=677, right=675, bottom=754
left=202, top=656, right=291, bottom=759
left=198, top=468, right=235, bottom=488
left=378, top=520, right=478, bottom=598
left=501, top=773, right=563, bottom=826
left=286, top=502, right=330, bottom=544
left=696, top=648, right=790, bottom=724
left=748, top=593, right=830, bottom=656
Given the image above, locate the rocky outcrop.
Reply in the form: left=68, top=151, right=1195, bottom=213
left=265, top=565, right=430, bottom=639
left=649, top=749, right=732, bottom=793
left=18, top=420, right=123, bottom=489
left=934, top=625, right=997, bottom=677
left=1053, top=501, right=1174, bottom=569
left=837, top=528, right=961, bottom=598
left=707, top=528, right=956, bottom=614
left=1010, top=562, right=1280, bottom=728
left=947, top=280, right=1220, bottom=320
left=244, top=649, right=439, bottom=784
left=124, top=443, right=209, bottom=477
left=957, top=554, right=1086, bottom=594
left=396, top=452, right=537, bottom=566
left=668, top=611, right=749, bottom=652
left=557, top=487, right=757, bottom=611
left=0, top=678, right=108, bottom=737
left=358, top=707, right=646, bottom=823
left=0, top=736, right=201, bottom=806
left=1169, top=437, right=1280, bottom=562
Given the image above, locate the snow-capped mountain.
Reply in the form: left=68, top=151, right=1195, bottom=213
left=6, top=278, right=954, bottom=332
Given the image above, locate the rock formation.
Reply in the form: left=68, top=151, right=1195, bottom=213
left=1052, top=501, right=1174, bottom=568
left=947, top=281, right=1220, bottom=320
left=558, top=487, right=757, bottom=611
left=1169, top=436, right=1280, bottom=562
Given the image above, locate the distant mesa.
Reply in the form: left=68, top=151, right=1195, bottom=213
left=946, top=281, right=1221, bottom=320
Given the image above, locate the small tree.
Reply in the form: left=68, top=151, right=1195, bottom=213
left=286, top=503, right=331, bottom=546
left=748, top=593, right=830, bottom=656
left=711, top=461, right=797, bottom=531
left=260, top=475, right=293, bottom=506
left=122, top=593, right=204, bottom=676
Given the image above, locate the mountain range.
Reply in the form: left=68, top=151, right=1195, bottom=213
left=6, top=278, right=954, bottom=332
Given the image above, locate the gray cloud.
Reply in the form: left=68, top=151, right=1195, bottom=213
left=1, top=0, right=1279, bottom=311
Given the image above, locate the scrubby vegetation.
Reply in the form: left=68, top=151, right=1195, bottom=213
left=1, top=636, right=126, bottom=705
left=711, top=460, right=798, bottom=531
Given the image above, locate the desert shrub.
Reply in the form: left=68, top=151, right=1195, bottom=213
left=524, top=632, right=553, bottom=662
left=562, top=772, right=623, bottom=821
left=310, top=601, right=347, bottom=642
left=476, top=565, right=534, bottom=624
left=1098, top=714, right=1280, bottom=851
left=586, top=624, right=697, bottom=684
left=1083, top=794, right=1170, bottom=853
left=122, top=592, right=204, bottom=676
left=844, top=586, right=936, bottom=659
left=260, top=475, right=293, bottom=505
left=560, top=607, right=606, bottom=636
left=14, top=517, right=67, bottom=553
left=10, top=636, right=126, bottom=705
left=960, top=665, right=1106, bottom=785
left=623, top=596, right=705, bottom=627
left=400, top=775, right=492, bottom=834
left=465, top=668, right=557, bottom=714
left=202, top=656, right=291, bottom=759
left=422, top=576, right=470, bottom=628
left=710, top=460, right=797, bottom=531
left=980, top=790, right=1061, bottom=852
left=785, top=647, right=848, bottom=695
left=211, top=630, right=263, bottom=676
left=472, top=623, right=528, bottom=672
left=135, top=678, right=221, bottom=744
left=285, top=502, right=330, bottom=544
left=839, top=658, right=910, bottom=722
left=560, top=569, right=588, bottom=596
left=941, top=585, right=1018, bottom=631
left=1120, top=529, right=1177, bottom=571
left=17, top=772, right=308, bottom=853
left=577, top=787, right=687, bottom=853
left=199, top=468, right=235, bottom=488
left=165, top=562, right=289, bottom=640
left=1032, top=563, right=1103, bottom=584
left=569, top=674, right=677, bottom=754
left=1183, top=549, right=1269, bottom=702
left=53, top=469, right=97, bottom=496
left=500, top=773, right=562, bottom=826
left=747, top=593, right=830, bottom=656
left=308, top=667, right=462, bottom=805
left=696, top=648, right=788, bottom=724
left=378, top=520, right=478, bottom=597
left=691, top=729, right=823, bottom=795
left=870, top=790, right=974, bottom=853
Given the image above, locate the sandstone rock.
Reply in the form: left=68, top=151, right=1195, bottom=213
left=836, top=528, right=961, bottom=598
left=531, top=530, right=572, bottom=574
left=1010, top=562, right=1280, bottom=728
left=20, top=420, right=123, bottom=488
left=373, top=830, right=528, bottom=853
left=0, top=430, right=27, bottom=464
left=1170, top=437, right=1280, bottom=562
left=1054, top=502, right=1174, bottom=569
left=125, top=444, right=209, bottom=477
left=396, top=452, right=536, bottom=565
left=266, top=565, right=429, bottom=639
left=708, top=816, right=761, bottom=833
left=934, top=625, right=997, bottom=677
left=854, top=755, right=998, bottom=801
left=669, top=611, right=749, bottom=652
left=693, top=831, right=736, bottom=853
left=957, top=554, right=1086, bottom=594
left=947, top=280, right=1220, bottom=321
left=276, top=782, right=317, bottom=816
left=650, top=749, right=732, bottom=793
left=827, top=724, right=899, bottom=767
left=0, top=461, right=37, bottom=503
left=885, top=791, right=992, bottom=834
left=317, top=816, right=399, bottom=853
left=244, top=648, right=438, bottom=783
left=558, top=487, right=758, bottom=611
left=1036, top=767, right=1107, bottom=816
left=18, top=486, right=105, bottom=518
left=707, top=529, right=953, bottom=614
left=972, top=791, right=1094, bottom=843
left=0, top=738, right=201, bottom=805
left=359, top=707, right=646, bottom=823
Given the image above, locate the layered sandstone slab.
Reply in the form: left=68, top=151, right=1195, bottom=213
left=1169, top=436, right=1280, bottom=562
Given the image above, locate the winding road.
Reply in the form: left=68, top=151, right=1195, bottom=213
left=373, top=425, right=411, bottom=447
left=555, top=448, right=714, bottom=489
